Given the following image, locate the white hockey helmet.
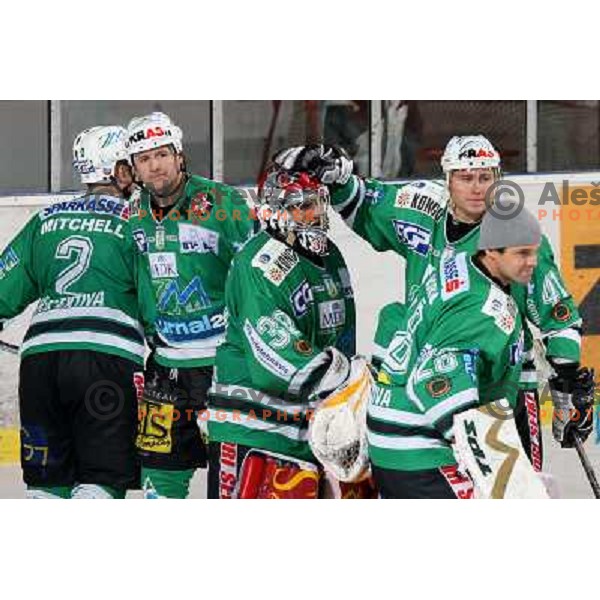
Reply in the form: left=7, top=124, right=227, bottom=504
left=126, top=112, right=183, bottom=158
left=72, top=125, right=129, bottom=185
left=441, top=135, right=501, bottom=173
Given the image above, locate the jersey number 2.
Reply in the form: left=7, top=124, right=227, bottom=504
left=55, top=236, right=93, bottom=295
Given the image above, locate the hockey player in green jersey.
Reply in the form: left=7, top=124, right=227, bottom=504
left=0, top=126, right=144, bottom=499
left=206, top=161, right=376, bottom=499
left=275, top=139, right=593, bottom=473
left=126, top=112, right=256, bottom=498
left=364, top=204, right=545, bottom=497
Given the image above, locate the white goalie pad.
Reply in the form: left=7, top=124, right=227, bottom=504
left=308, top=357, right=374, bottom=483
left=453, top=401, right=550, bottom=499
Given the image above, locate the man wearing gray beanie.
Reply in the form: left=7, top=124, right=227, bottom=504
left=476, top=202, right=594, bottom=464
left=475, top=201, right=542, bottom=286
left=364, top=202, right=591, bottom=498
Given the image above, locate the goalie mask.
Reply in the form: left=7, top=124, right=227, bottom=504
left=72, top=126, right=130, bottom=185
left=257, top=165, right=331, bottom=256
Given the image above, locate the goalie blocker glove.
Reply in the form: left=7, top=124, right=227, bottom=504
left=273, top=144, right=354, bottom=186
left=549, top=364, right=596, bottom=448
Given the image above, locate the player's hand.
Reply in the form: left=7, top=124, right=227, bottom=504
left=550, top=366, right=596, bottom=448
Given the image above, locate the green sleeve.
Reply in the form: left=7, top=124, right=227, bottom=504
left=408, top=347, right=481, bottom=440
left=0, top=216, right=40, bottom=320
left=331, top=177, right=444, bottom=260
left=331, top=176, right=408, bottom=255
left=372, top=301, right=406, bottom=364
left=410, top=299, right=521, bottom=439
left=522, top=235, right=581, bottom=363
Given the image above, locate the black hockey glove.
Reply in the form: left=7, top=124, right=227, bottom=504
left=272, top=144, right=353, bottom=185
left=549, top=365, right=596, bottom=448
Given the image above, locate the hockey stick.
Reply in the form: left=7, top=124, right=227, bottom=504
left=0, top=339, right=19, bottom=355
left=573, top=434, right=600, bottom=499
left=533, top=338, right=600, bottom=497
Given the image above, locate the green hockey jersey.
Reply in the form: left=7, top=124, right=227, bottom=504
left=0, top=194, right=144, bottom=364
left=367, top=252, right=525, bottom=471
left=208, top=230, right=356, bottom=461
left=130, top=175, right=256, bottom=368
left=332, top=177, right=581, bottom=383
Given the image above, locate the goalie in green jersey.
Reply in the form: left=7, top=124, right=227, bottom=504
left=206, top=157, right=376, bottom=499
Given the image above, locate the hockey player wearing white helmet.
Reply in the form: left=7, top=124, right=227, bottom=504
left=127, top=112, right=185, bottom=203
left=441, top=135, right=501, bottom=223
left=126, top=112, right=257, bottom=498
left=277, top=138, right=590, bottom=483
left=206, top=158, right=377, bottom=499
left=73, top=125, right=136, bottom=198
left=0, top=126, right=144, bottom=499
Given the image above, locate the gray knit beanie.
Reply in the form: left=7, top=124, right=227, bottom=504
left=478, top=201, right=541, bottom=250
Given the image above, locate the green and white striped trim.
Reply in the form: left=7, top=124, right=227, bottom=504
left=367, top=430, right=448, bottom=451
left=21, top=331, right=144, bottom=359
left=367, top=403, right=429, bottom=426
left=31, top=306, right=143, bottom=335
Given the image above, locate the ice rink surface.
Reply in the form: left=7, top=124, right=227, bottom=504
left=1, top=204, right=598, bottom=499
left=2, top=427, right=600, bottom=498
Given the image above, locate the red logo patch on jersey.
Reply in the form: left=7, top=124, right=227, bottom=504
left=552, top=302, right=571, bottom=322
left=426, top=376, right=452, bottom=398
left=191, top=193, right=212, bottom=219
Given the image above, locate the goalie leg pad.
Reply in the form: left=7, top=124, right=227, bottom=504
left=208, top=443, right=322, bottom=499
left=453, top=401, right=550, bottom=499
left=236, top=450, right=320, bottom=499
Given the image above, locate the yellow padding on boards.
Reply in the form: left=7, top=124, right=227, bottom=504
left=0, top=428, right=19, bottom=465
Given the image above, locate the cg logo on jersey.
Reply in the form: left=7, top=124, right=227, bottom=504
left=392, top=220, right=431, bottom=256
left=290, top=280, right=313, bottom=317
left=0, top=246, right=19, bottom=279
